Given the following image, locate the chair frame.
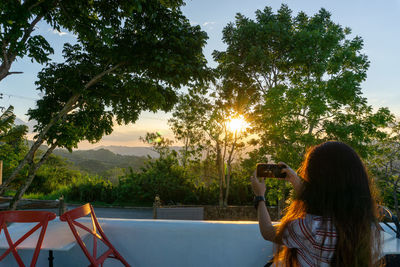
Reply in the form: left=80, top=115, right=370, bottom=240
left=0, top=210, right=56, bottom=267
left=60, top=203, right=130, bottom=267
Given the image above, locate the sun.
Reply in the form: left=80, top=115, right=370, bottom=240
left=227, top=115, right=248, bottom=133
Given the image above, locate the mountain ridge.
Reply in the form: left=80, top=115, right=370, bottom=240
left=52, top=148, right=149, bottom=175
left=93, top=145, right=181, bottom=157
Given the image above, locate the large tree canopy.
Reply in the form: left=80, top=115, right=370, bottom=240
left=213, top=5, right=393, bottom=166
left=0, top=0, right=185, bottom=81
left=1, top=0, right=211, bottom=208
left=29, top=0, right=210, bottom=150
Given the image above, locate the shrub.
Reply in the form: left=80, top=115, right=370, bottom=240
left=64, top=175, right=115, bottom=203
left=115, top=154, right=197, bottom=205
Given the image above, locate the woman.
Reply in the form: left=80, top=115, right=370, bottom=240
left=251, top=141, right=382, bottom=266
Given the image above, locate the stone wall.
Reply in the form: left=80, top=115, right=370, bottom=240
left=156, top=207, right=204, bottom=220
left=203, top=205, right=279, bottom=221
left=153, top=205, right=280, bottom=221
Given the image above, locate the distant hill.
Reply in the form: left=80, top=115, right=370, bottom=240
left=53, top=148, right=148, bottom=174
left=14, top=118, right=36, bottom=132
left=24, top=140, right=182, bottom=176
left=93, top=145, right=181, bottom=157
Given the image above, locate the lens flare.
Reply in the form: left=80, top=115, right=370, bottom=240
left=226, top=115, right=248, bottom=133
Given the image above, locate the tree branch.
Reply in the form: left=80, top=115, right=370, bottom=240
left=253, top=73, right=267, bottom=94
left=26, top=0, right=48, bottom=11
left=84, top=62, right=125, bottom=89
left=12, top=14, right=43, bottom=54
left=7, top=71, right=23, bottom=75
left=261, top=73, right=271, bottom=90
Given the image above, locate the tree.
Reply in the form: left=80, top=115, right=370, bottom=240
left=368, top=122, right=400, bottom=217
left=117, top=131, right=197, bottom=205
left=0, top=106, right=28, bottom=183
left=168, top=92, right=208, bottom=167
left=0, top=0, right=185, bottom=82
left=140, top=132, right=175, bottom=160
left=213, top=4, right=393, bottom=169
left=28, top=153, right=82, bottom=195
left=117, top=153, right=196, bottom=205
left=169, top=89, right=249, bottom=206
left=0, top=106, right=27, bottom=144
left=2, top=1, right=210, bottom=209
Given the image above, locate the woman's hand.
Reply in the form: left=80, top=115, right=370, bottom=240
left=278, top=162, right=298, bottom=182
left=279, top=162, right=303, bottom=194
left=251, top=171, right=266, bottom=196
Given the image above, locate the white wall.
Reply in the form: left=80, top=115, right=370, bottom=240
left=2, top=219, right=397, bottom=266
left=0, top=219, right=274, bottom=267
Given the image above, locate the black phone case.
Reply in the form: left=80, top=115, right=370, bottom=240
left=256, top=163, right=286, bottom=178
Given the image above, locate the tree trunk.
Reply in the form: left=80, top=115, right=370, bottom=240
left=223, top=131, right=237, bottom=206
left=182, top=138, right=189, bottom=168
left=0, top=55, right=19, bottom=81
left=223, top=165, right=231, bottom=207
left=216, top=141, right=224, bottom=207
left=0, top=49, right=19, bottom=82
left=9, top=144, right=57, bottom=210
left=0, top=65, right=11, bottom=82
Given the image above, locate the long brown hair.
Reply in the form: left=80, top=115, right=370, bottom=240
left=274, top=141, right=382, bottom=266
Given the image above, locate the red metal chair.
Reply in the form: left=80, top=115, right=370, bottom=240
left=60, top=203, right=130, bottom=267
left=0, top=210, right=56, bottom=267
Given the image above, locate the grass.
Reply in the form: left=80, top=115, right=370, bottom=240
left=22, top=192, right=60, bottom=200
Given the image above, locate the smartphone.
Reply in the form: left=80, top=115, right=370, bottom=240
left=256, top=163, right=286, bottom=178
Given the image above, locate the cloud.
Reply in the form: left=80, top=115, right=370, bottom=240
left=49, top=28, right=77, bottom=38
left=201, top=21, right=216, bottom=30
left=52, top=29, right=68, bottom=36
left=75, top=122, right=176, bottom=149
left=202, top=21, right=216, bottom=27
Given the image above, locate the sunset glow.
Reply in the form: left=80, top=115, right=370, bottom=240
left=227, top=115, right=249, bottom=133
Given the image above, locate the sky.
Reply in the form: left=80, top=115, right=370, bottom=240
left=0, top=0, right=399, bottom=149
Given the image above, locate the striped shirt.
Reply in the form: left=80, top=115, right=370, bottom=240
left=282, top=214, right=337, bottom=267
